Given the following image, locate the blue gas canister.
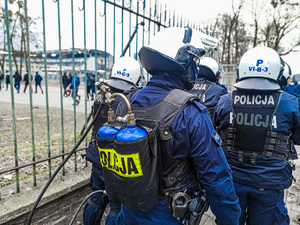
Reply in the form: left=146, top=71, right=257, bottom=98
left=97, top=121, right=124, bottom=173
left=116, top=124, right=147, bottom=142
left=98, top=123, right=121, bottom=139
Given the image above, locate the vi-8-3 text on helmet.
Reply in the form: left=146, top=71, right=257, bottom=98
left=106, top=56, right=141, bottom=91
left=235, top=46, right=283, bottom=91
left=197, top=57, right=222, bottom=83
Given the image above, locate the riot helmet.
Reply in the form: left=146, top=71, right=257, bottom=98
left=197, top=57, right=222, bottom=83
left=235, top=46, right=283, bottom=91
left=138, top=27, right=206, bottom=90
left=277, top=57, right=292, bottom=89
left=106, top=56, right=141, bottom=91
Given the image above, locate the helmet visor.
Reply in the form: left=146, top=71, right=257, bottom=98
left=234, top=78, right=280, bottom=91
left=105, top=78, right=136, bottom=91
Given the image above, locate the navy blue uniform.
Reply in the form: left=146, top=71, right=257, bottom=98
left=213, top=90, right=300, bottom=225
left=189, top=78, right=227, bottom=116
left=116, top=74, right=241, bottom=225
left=284, top=84, right=299, bottom=97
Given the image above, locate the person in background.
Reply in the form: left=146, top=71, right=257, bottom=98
left=90, top=74, right=96, bottom=101
left=86, top=73, right=95, bottom=100
left=68, top=73, right=73, bottom=85
left=189, top=57, right=227, bottom=117
left=5, top=70, right=10, bottom=90
left=213, top=46, right=300, bottom=225
left=13, top=71, right=22, bottom=93
left=62, top=72, right=70, bottom=97
left=69, top=73, right=81, bottom=105
left=83, top=56, right=142, bottom=225
left=0, top=72, right=4, bottom=91
left=284, top=80, right=299, bottom=97
left=23, top=70, right=32, bottom=93
left=34, top=71, right=44, bottom=94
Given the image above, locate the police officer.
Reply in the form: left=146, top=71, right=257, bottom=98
left=213, top=46, right=300, bottom=225
left=189, top=57, right=227, bottom=116
left=83, top=56, right=142, bottom=225
left=113, top=27, right=241, bottom=225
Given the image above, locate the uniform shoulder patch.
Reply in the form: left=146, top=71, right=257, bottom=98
left=211, top=130, right=222, bottom=146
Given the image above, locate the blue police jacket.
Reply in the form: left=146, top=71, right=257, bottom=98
left=121, top=73, right=241, bottom=225
left=189, top=78, right=227, bottom=111
left=213, top=91, right=300, bottom=190
left=204, top=83, right=227, bottom=107
left=284, top=84, right=299, bottom=97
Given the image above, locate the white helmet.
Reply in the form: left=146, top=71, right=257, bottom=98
left=106, top=56, right=141, bottom=91
left=235, top=46, right=283, bottom=90
left=147, top=27, right=205, bottom=61
left=198, top=57, right=222, bottom=82
left=138, top=27, right=206, bottom=90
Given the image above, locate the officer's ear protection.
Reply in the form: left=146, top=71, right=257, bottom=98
left=216, top=64, right=223, bottom=79
left=236, top=61, right=240, bottom=81
left=277, top=57, right=285, bottom=82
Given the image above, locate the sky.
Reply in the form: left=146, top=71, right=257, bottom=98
left=4, top=0, right=300, bottom=73
left=26, top=0, right=234, bottom=51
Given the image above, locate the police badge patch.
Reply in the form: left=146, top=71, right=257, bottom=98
left=211, top=130, right=222, bottom=146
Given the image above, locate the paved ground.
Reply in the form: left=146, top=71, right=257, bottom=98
left=1, top=82, right=300, bottom=224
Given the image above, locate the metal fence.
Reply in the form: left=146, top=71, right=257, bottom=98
left=0, top=0, right=218, bottom=196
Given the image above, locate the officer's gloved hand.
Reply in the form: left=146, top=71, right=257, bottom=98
left=83, top=192, right=109, bottom=225
left=105, top=201, right=121, bottom=225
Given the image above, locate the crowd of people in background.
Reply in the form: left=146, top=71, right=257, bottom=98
left=0, top=67, right=299, bottom=106
left=0, top=71, right=99, bottom=105
left=0, top=70, right=45, bottom=94
left=61, top=72, right=97, bottom=105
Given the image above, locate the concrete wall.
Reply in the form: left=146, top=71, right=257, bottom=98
left=2, top=185, right=91, bottom=225
left=220, top=72, right=236, bottom=92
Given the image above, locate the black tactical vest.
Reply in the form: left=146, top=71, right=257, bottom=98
left=220, top=89, right=291, bottom=163
left=189, top=78, right=214, bottom=104
left=117, top=89, right=200, bottom=195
